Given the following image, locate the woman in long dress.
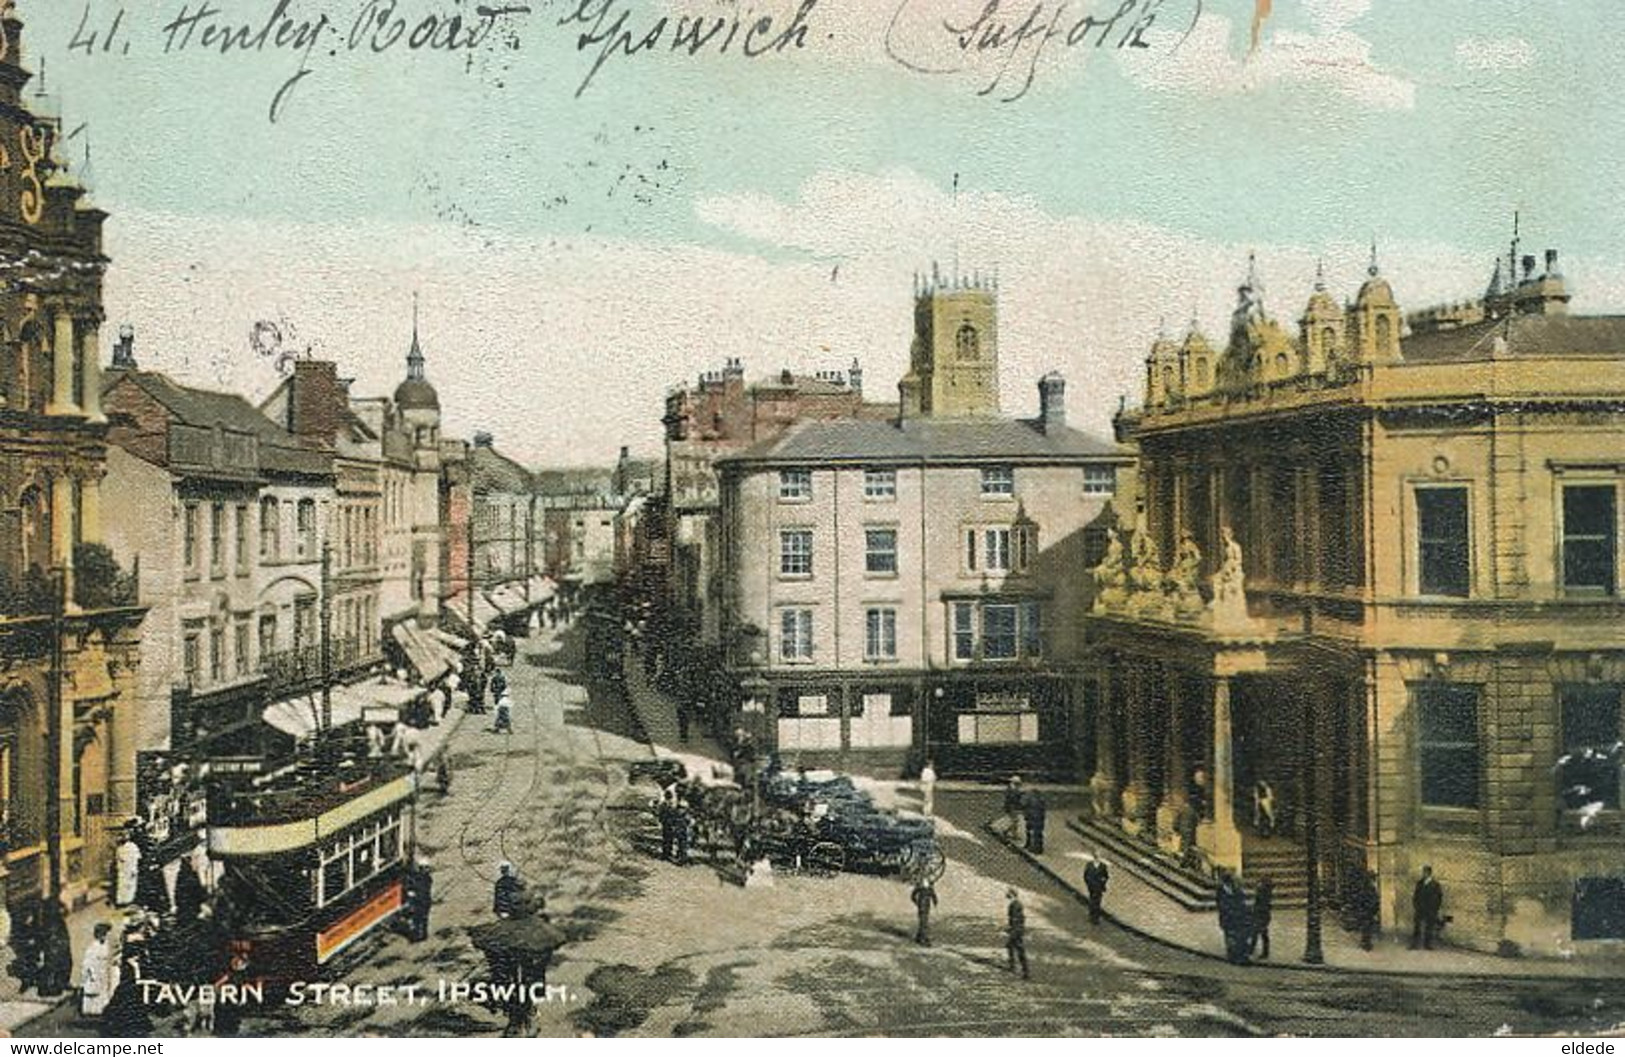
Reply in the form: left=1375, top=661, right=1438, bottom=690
left=79, top=924, right=118, bottom=1018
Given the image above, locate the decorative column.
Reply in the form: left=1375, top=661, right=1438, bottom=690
left=1121, top=663, right=1155, bottom=837
left=47, top=310, right=78, bottom=415
left=1089, top=674, right=1120, bottom=820
left=79, top=319, right=104, bottom=423
left=1156, top=672, right=1191, bottom=853
left=51, top=474, right=76, bottom=606
left=1208, top=674, right=1242, bottom=872
left=78, top=474, right=102, bottom=545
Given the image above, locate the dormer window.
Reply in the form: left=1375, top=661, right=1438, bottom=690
left=956, top=324, right=980, bottom=360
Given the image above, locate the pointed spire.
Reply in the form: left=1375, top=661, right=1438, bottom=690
left=406, top=292, right=425, bottom=381
left=1246, top=250, right=1259, bottom=289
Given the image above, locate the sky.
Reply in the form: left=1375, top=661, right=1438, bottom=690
left=18, top=0, right=1625, bottom=464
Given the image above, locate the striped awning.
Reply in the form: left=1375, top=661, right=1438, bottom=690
left=392, top=623, right=452, bottom=684
left=263, top=679, right=425, bottom=741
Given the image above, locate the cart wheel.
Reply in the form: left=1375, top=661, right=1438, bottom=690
left=902, top=841, right=946, bottom=885
left=807, top=841, right=845, bottom=876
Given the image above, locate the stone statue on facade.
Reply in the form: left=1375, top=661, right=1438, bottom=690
left=1129, top=529, right=1170, bottom=620
left=1090, top=526, right=1129, bottom=613
left=1211, top=525, right=1254, bottom=631
left=1170, top=533, right=1204, bottom=620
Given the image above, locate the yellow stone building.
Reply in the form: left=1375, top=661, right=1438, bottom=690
left=1086, top=244, right=1625, bottom=955
left=0, top=10, right=145, bottom=919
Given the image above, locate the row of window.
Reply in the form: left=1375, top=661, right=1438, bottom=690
left=181, top=497, right=323, bottom=577
left=1417, top=684, right=1623, bottom=811
left=1416, top=482, right=1619, bottom=597
left=317, top=811, right=404, bottom=908
left=180, top=599, right=315, bottom=690
left=778, top=525, right=1039, bottom=579
left=777, top=600, right=1043, bottom=664
left=776, top=465, right=1115, bottom=503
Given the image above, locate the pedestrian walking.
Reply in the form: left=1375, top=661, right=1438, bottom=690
left=490, top=668, right=508, bottom=702
left=494, top=691, right=513, bottom=734
left=1004, top=888, right=1030, bottom=979
left=673, top=795, right=693, bottom=866
left=1354, top=869, right=1380, bottom=951
left=114, top=825, right=142, bottom=908
left=911, top=880, right=938, bottom=946
left=493, top=862, right=525, bottom=919
left=1216, top=870, right=1252, bottom=965
left=1252, top=779, right=1276, bottom=837
left=657, top=790, right=678, bottom=862
left=173, top=853, right=207, bottom=929
left=79, top=923, right=117, bottom=1018
left=1250, top=877, right=1274, bottom=960
left=918, top=759, right=938, bottom=817
left=1411, top=865, right=1444, bottom=950
left=100, top=951, right=151, bottom=1038
left=1001, top=776, right=1025, bottom=845
left=1083, top=854, right=1110, bottom=925
left=403, top=860, right=433, bottom=942
left=1023, top=790, right=1048, bottom=854
left=38, top=900, right=72, bottom=997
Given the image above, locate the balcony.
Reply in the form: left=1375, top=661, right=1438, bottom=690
left=259, top=636, right=381, bottom=698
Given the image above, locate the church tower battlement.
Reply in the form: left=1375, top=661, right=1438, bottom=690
left=899, top=263, right=1000, bottom=419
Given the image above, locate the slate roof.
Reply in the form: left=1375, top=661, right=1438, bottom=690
left=1402, top=314, right=1625, bottom=363
left=470, top=444, right=534, bottom=493
left=104, top=368, right=333, bottom=478
left=722, top=416, right=1127, bottom=467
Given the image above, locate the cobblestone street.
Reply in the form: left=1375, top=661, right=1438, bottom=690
left=21, top=627, right=1624, bottom=1039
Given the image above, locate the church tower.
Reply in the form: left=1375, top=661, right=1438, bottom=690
left=899, top=264, right=1000, bottom=419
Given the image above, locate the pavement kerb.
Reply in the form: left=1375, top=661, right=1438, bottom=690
left=987, top=822, right=1625, bottom=984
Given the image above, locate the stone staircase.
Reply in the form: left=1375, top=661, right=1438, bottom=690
left=1067, top=815, right=1217, bottom=911
left=1067, top=816, right=1314, bottom=911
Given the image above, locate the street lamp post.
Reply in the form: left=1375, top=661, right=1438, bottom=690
left=319, top=541, right=332, bottom=734
left=1302, top=687, right=1325, bottom=964
left=45, top=566, right=66, bottom=905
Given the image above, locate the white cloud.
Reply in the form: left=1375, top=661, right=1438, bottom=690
left=1120, top=10, right=1415, bottom=111
left=1454, top=36, right=1535, bottom=72
left=102, top=172, right=1625, bottom=468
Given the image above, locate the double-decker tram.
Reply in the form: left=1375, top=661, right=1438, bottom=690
left=207, top=739, right=417, bottom=989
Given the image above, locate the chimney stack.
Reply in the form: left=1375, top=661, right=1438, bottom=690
left=849, top=357, right=863, bottom=396
left=1038, top=371, right=1066, bottom=433
left=111, top=323, right=136, bottom=369
left=473, top=430, right=494, bottom=448
left=1545, top=249, right=1560, bottom=276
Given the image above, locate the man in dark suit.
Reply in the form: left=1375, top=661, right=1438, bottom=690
left=1411, top=865, right=1444, bottom=950
left=1023, top=790, right=1048, bottom=854
left=911, top=880, right=938, bottom=946
left=1083, top=855, right=1110, bottom=925
left=1005, top=889, right=1030, bottom=979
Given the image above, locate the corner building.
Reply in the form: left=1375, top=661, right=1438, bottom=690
left=1090, top=246, right=1625, bottom=954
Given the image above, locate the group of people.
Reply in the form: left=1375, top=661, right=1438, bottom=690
left=487, top=862, right=551, bottom=1036
left=1215, top=864, right=1448, bottom=963
left=907, top=881, right=1035, bottom=981
left=1215, top=870, right=1276, bottom=964
left=999, top=776, right=1050, bottom=855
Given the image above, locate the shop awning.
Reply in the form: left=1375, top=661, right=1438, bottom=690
left=444, top=590, right=501, bottom=631
left=392, top=623, right=452, bottom=685
left=526, top=576, right=557, bottom=606
left=489, top=584, right=527, bottom=615
left=262, top=679, right=425, bottom=741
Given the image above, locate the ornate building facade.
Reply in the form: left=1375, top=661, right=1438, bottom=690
left=0, top=10, right=144, bottom=914
left=1087, top=244, right=1625, bottom=954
